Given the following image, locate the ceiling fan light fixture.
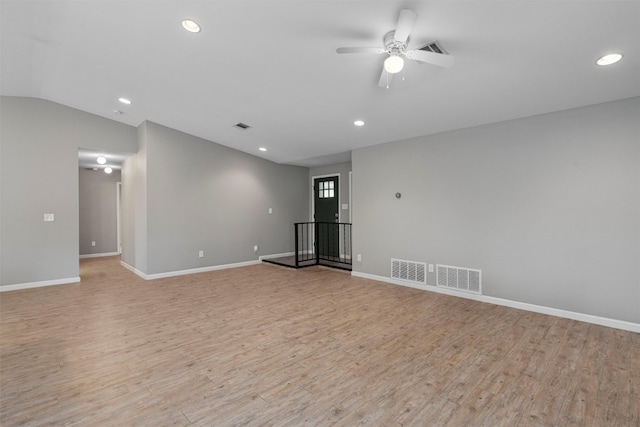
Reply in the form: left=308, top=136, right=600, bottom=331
left=384, top=54, right=404, bottom=74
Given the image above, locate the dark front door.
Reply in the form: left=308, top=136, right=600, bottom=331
left=314, top=176, right=339, bottom=258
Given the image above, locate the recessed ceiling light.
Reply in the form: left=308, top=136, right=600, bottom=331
left=97, top=156, right=107, bottom=165
left=354, top=120, right=365, bottom=127
left=596, top=53, right=623, bottom=66
left=181, top=19, right=201, bottom=33
left=259, top=147, right=267, bottom=152
left=118, top=97, right=132, bottom=105
left=104, top=167, right=113, bottom=174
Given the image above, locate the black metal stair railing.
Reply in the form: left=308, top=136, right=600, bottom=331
left=294, top=222, right=352, bottom=270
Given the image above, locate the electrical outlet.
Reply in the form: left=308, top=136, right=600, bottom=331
left=43, top=213, right=54, bottom=222
left=428, top=264, right=434, bottom=273
left=253, top=245, right=258, bottom=252
left=268, top=208, right=273, bottom=214
left=199, top=250, right=204, bottom=258
left=91, top=241, right=96, bottom=247
left=357, top=254, right=362, bottom=262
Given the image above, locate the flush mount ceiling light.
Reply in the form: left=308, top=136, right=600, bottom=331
left=96, top=156, right=107, bottom=165
left=181, top=19, right=201, bottom=33
left=259, top=147, right=267, bottom=152
left=384, top=54, right=404, bottom=74
left=596, top=53, right=623, bottom=66
left=104, top=167, right=113, bottom=174
left=118, top=97, right=132, bottom=105
left=354, top=120, right=365, bottom=127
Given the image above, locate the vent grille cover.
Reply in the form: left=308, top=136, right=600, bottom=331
left=391, top=259, right=426, bottom=285
left=234, top=122, right=251, bottom=130
left=437, top=264, right=481, bottom=294
left=417, top=40, right=447, bottom=55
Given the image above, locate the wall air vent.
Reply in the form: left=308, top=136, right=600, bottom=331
left=437, top=264, right=482, bottom=294
left=234, top=122, right=251, bottom=130
left=416, top=40, right=448, bottom=55
left=391, top=259, right=426, bottom=285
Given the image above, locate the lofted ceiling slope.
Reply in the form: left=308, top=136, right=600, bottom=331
left=1, top=1, right=639, bottom=167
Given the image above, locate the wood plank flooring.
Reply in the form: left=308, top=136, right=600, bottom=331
left=1, top=256, right=638, bottom=426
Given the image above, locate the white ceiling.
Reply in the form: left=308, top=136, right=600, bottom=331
left=2, top=1, right=639, bottom=167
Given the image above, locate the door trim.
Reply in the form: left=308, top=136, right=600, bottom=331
left=116, top=182, right=122, bottom=255
left=311, top=173, right=340, bottom=223
left=348, top=171, right=352, bottom=224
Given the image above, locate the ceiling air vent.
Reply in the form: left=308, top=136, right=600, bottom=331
left=416, top=40, right=447, bottom=55
left=234, top=122, right=251, bottom=130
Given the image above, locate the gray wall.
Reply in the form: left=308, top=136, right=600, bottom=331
left=309, top=162, right=352, bottom=223
left=123, top=121, right=309, bottom=276
left=79, top=169, right=121, bottom=255
left=0, top=97, right=137, bottom=286
left=352, top=97, right=640, bottom=323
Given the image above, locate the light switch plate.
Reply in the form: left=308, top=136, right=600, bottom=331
left=44, top=213, right=54, bottom=222
left=342, top=204, right=348, bottom=210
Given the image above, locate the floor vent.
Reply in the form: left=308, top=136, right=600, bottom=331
left=437, top=264, right=482, bottom=294
left=391, top=259, right=426, bottom=285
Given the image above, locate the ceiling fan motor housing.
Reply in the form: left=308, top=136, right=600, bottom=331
left=384, top=30, right=408, bottom=55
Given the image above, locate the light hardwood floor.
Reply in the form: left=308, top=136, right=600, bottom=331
left=1, top=257, right=638, bottom=426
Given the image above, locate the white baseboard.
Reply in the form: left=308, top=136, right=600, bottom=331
left=121, top=259, right=262, bottom=280
left=120, top=261, right=148, bottom=279
left=0, top=277, right=81, bottom=292
left=79, top=252, right=119, bottom=259
left=259, top=252, right=294, bottom=260
left=121, top=251, right=303, bottom=280
left=351, top=271, right=640, bottom=333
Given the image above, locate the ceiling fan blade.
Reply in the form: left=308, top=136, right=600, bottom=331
left=378, top=68, right=393, bottom=88
left=394, top=9, right=418, bottom=43
left=336, top=47, right=385, bottom=54
left=405, top=49, right=455, bottom=68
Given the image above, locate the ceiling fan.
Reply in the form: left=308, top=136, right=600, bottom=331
left=336, top=9, right=455, bottom=88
